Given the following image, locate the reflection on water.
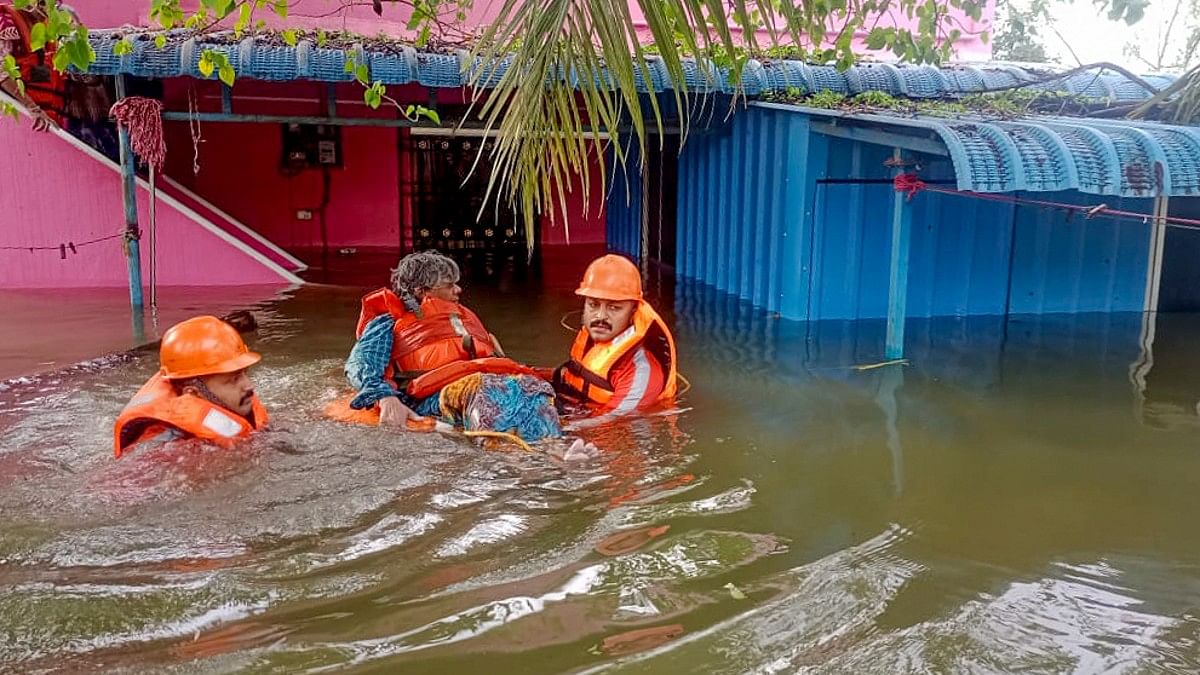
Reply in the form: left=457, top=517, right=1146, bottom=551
left=1, top=271, right=1199, bottom=673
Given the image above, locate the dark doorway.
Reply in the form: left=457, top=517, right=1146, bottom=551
left=401, top=133, right=531, bottom=255
left=644, top=134, right=679, bottom=269
left=1158, top=197, right=1200, bottom=312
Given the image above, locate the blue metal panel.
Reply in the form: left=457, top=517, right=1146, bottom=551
left=752, top=111, right=779, bottom=309
left=716, top=126, right=734, bottom=293
left=727, top=112, right=746, bottom=298
left=676, top=106, right=1157, bottom=322
left=808, top=184, right=1017, bottom=320
left=777, top=115, right=825, bottom=320
left=736, top=111, right=757, bottom=300
left=1159, top=198, right=1200, bottom=311
left=1007, top=192, right=1152, bottom=313
left=604, top=139, right=641, bottom=259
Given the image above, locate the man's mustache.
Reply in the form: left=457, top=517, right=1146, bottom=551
left=589, top=321, right=611, bottom=330
left=241, top=391, right=255, bottom=406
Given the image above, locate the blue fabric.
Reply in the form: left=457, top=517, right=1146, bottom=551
left=465, top=374, right=562, bottom=441
left=346, top=314, right=402, bottom=409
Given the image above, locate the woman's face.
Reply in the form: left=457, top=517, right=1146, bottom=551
left=423, top=281, right=462, bottom=303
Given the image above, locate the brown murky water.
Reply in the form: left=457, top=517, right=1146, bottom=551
left=2, top=252, right=1200, bottom=673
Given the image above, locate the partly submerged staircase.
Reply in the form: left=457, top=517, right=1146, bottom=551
left=157, top=176, right=308, bottom=276
left=0, top=95, right=304, bottom=288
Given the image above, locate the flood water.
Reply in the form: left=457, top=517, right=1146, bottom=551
left=2, top=253, right=1200, bottom=673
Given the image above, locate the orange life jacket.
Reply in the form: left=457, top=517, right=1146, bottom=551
left=112, top=372, right=268, bottom=458
left=0, top=5, right=66, bottom=126
left=554, top=301, right=678, bottom=407
left=356, top=288, right=533, bottom=400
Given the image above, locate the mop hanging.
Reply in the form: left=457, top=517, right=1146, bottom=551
left=110, top=97, right=166, bottom=310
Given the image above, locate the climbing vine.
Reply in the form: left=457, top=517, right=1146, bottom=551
left=761, top=87, right=1103, bottom=118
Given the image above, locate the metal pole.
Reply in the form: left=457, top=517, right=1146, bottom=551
left=884, top=148, right=912, bottom=360
left=1143, top=195, right=1169, bottom=313
left=115, top=75, right=144, bottom=310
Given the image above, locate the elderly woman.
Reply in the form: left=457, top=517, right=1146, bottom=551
left=341, top=250, right=563, bottom=445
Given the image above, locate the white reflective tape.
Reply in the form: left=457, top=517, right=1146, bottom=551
left=449, top=314, right=469, bottom=339
left=611, top=325, right=637, bottom=349
left=201, top=409, right=243, bottom=438
left=125, top=393, right=157, bottom=410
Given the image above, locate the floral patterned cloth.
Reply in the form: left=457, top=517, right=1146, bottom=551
left=0, top=12, right=19, bottom=70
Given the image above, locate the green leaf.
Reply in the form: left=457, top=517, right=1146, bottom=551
left=219, top=63, right=236, bottom=87
left=2, top=101, right=19, bottom=121
left=316, top=29, right=328, bottom=48
left=198, top=53, right=215, bottom=77
left=282, top=29, right=298, bottom=46
left=2, top=55, right=19, bottom=81
left=364, top=87, right=382, bottom=109
left=112, top=38, right=134, bottom=57
left=355, top=63, right=369, bottom=84
left=29, top=23, right=47, bottom=51
left=273, top=0, right=288, bottom=18
left=723, top=583, right=746, bottom=600
left=155, top=34, right=167, bottom=49
left=344, top=57, right=356, bottom=73
left=416, top=106, right=440, bottom=125
left=234, top=3, right=252, bottom=36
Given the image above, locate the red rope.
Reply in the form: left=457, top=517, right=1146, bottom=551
left=893, top=173, right=927, bottom=202
left=892, top=172, right=1200, bottom=230
left=110, top=97, right=166, bottom=171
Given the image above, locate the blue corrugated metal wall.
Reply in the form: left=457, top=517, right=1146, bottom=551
left=1007, top=192, right=1152, bottom=313
left=606, top=139, right=643, bottom=260
left=675, top=105, right=1156, bottom=320
left=677, top=108, right=822, bottom=315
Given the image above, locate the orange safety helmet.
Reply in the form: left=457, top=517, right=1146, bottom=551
left=575, top=254, right=643, bottom=302
left=159, top=315, right=261, bottom=380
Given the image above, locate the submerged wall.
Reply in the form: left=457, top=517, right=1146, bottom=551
left=669, top=105, right=1158, bottom=321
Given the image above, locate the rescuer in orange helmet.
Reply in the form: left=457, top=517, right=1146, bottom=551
left=551, top=254, right=678, bottom=417
left=112, top=315, right=268, bottom=458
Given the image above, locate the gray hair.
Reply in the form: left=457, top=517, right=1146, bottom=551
left=390, top=250, right=460, bottom=298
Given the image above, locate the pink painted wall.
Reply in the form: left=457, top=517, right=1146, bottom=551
left=541, top=149, right=607, bottom=246
left=0, top=114, right=297, bottom=287
left=161, top=80, right=401, bottom=250
left=78, top=0, right=994, bottom=60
